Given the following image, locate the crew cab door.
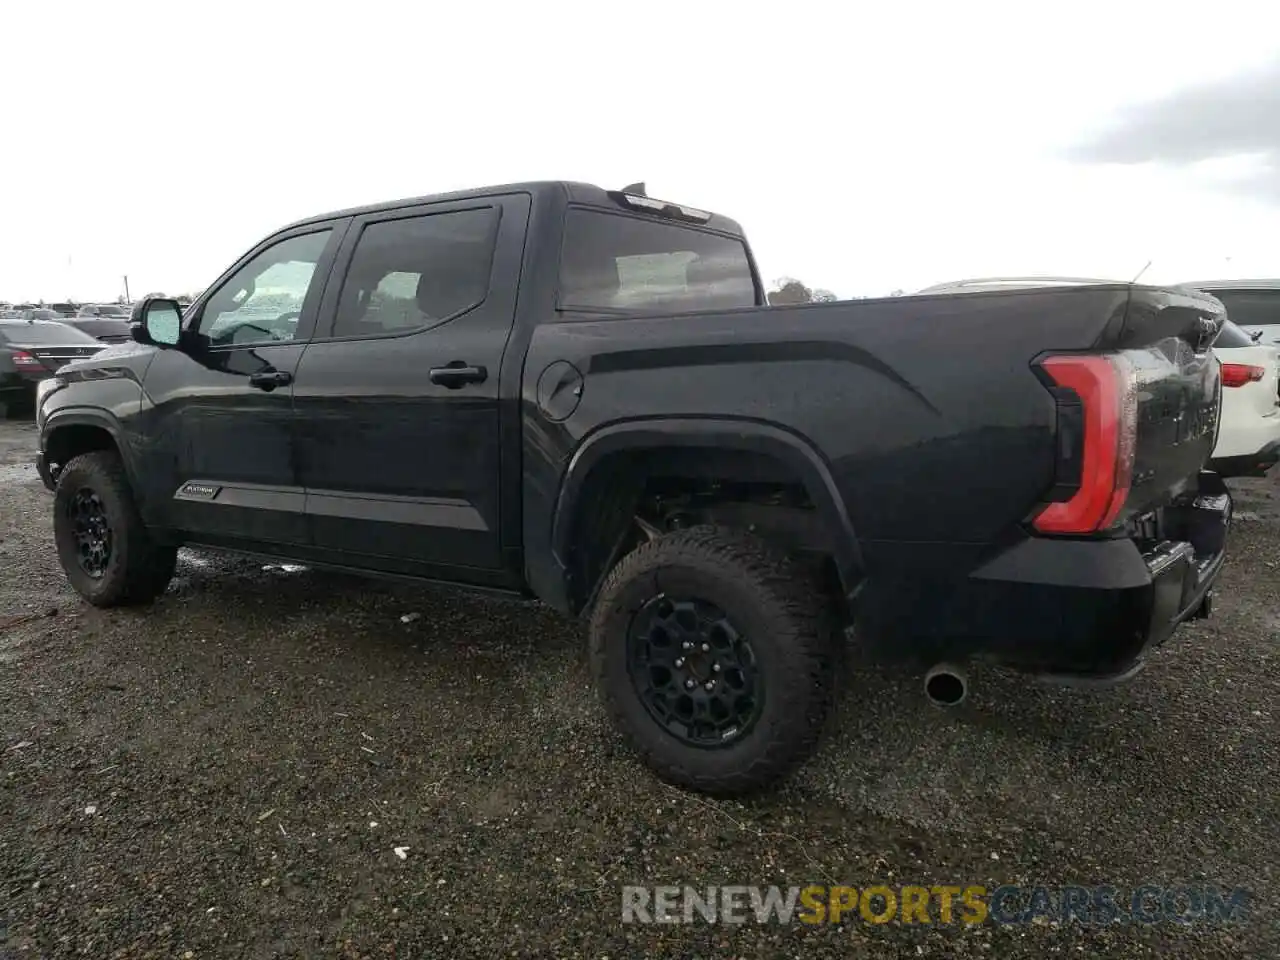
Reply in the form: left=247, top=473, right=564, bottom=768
left=137, top=221, right=347, bottom=546
left=290, top=194, right=529, bottom=584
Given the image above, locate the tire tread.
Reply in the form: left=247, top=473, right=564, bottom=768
left=589, top=524, right=834, bottom=796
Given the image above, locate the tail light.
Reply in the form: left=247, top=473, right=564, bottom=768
left=1033, top=353, right=1138, bottom=534
left=11, top=350, right=40, bottom=367
left=1220, top=362, right=1264, bottom=388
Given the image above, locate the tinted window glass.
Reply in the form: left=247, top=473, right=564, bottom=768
left=0, top=321, right=102, bottom=344
left=330, top=208, right=498, bottom=339
left=559, top=209, right=756, bottom=313
left=199, top=230, right=332, bottom=346
left=1202, top=290, right=1280, bottom=329
left=1214, top=320, right=1258, bottom=349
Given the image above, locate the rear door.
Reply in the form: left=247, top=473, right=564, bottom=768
left=290, top=194, right=530, bottom=584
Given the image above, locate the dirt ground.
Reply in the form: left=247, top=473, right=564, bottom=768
left=1, top=414, right=1277, bottom=958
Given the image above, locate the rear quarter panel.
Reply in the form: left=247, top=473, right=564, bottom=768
left=522, top=287, right=1134, bottom=579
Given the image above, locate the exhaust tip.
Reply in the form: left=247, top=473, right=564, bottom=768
left=924, top=663, right=968, bottom=707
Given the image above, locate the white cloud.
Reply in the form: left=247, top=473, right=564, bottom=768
left=3, top=0, right=1279, bottom=301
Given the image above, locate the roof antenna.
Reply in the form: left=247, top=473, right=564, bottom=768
left=1130, top=259, right=1153, bottom=284
left=621, top=182, right=647, bottom=196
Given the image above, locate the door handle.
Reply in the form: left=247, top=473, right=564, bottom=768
left=248, top=369, right=294, bottom=391
left=429, top=363, right=488, bottom=388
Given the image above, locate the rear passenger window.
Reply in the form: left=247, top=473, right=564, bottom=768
left=330, top=208, right=499, bottom=339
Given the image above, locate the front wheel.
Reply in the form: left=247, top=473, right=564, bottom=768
left=53, top=451, right=177, bottom=607
left=589, top=525, right=836, bottom=796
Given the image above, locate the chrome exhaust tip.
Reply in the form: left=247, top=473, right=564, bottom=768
left=924, top=663, right=968, bottom=707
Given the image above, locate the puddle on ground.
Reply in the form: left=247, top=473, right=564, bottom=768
left=0, top=463, right=37, bottom=484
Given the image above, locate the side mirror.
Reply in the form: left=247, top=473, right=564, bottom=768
left=130, top=297, right=183, bottom=347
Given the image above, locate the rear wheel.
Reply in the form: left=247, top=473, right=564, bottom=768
left=53, top=451, right=177, bottom=607
left=589, top=525, right=836, bottom=796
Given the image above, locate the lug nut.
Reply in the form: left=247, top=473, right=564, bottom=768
left=684, top=679, right=696, bottom=690
left=703, top=681, right=715, bottom=691
left=674, top=657, right=685, bottom=668
left=712, top=663, right=721, bottom=673
left=700, top=643, right=710, bottom=653
left=682, top=641, right=694, bottom=651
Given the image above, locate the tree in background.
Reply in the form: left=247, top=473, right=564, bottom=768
left=767, top=277, right=837, bottom=304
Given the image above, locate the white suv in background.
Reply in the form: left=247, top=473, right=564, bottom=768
left=917, top=277, right=1280, bottom=479
left=1205, top=319, right=1280, bottom=477
left=1177, top=280, right=1280, bottom=345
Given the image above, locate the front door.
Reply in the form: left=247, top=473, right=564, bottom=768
left=137, top=223, right=346, bottom=547
left=291, top=195, right=529, bottom=584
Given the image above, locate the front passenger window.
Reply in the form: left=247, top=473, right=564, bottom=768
left=198, top=230, right=332, bottom=347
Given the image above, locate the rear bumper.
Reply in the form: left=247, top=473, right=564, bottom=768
left=1210, top=438, right=1280, bottom=478
left=854, top=472, right=1232, bottom=681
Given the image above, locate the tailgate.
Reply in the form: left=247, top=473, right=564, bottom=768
left=1034, top=286, right=1225, bottom=534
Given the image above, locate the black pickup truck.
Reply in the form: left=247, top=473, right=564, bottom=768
left=35, top=181, right=1231, bottom=794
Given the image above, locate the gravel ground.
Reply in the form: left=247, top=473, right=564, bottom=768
left=1, top=414, right=1277, bottom=958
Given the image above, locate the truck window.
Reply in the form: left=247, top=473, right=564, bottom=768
left=200, top=230, right=333, bottom=347
left=558, top=208, right=756, bottom=314
left=330, top=207, right=498, bottom=339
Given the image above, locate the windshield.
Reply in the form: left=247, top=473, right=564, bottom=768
left=559, top=208, right=757, bottom=314
left=0, top=321, right=104, bottom=345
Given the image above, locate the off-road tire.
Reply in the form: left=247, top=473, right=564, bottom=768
left=589, top=525, right=835, bottom=796
left=53, top=451, right=177, bottom=607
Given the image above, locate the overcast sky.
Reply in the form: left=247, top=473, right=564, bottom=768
left=3, top=0, right=1279, bottom=302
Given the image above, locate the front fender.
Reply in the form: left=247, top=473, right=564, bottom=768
left=40, top=406, right=141, bottom=492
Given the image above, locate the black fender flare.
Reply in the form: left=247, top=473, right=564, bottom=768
left=550, top=416, right=863, bottom=604
left=41, top=408, right=140, bottom=487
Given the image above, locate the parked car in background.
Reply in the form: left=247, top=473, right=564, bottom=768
left=21, top=308, right=62, bottom=322
left=1205, top=320, right=1280, bottom=476
left=48, top=302, right=79, bottom=318
left=0, top=320, right=106, bottom=412
left=1176, top=280, right=1280, bottom=345
left=77, top=303, right=131, bottom=320
left=64, top=304, right=134, bottom=343
left=916, top=277, right=1280, bottom=478
left=56, top=316, right=133, bottom=344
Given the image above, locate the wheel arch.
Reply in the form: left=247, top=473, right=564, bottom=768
left=550, top=417, right=863, bottom=615
left=42, top=410, right=136, bottom=487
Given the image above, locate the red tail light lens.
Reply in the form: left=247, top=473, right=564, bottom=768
left=1220, top=362, right=1264, bottom=388
left=1033, top=354, right=1138, bottom=534
left=11, top=350, right=40, bottom=367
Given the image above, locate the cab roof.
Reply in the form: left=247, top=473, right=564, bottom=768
left=283, top=181, right=748, bottom=238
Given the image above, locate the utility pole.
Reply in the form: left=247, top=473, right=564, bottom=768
left=123, top=275, right=131, bottom=302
